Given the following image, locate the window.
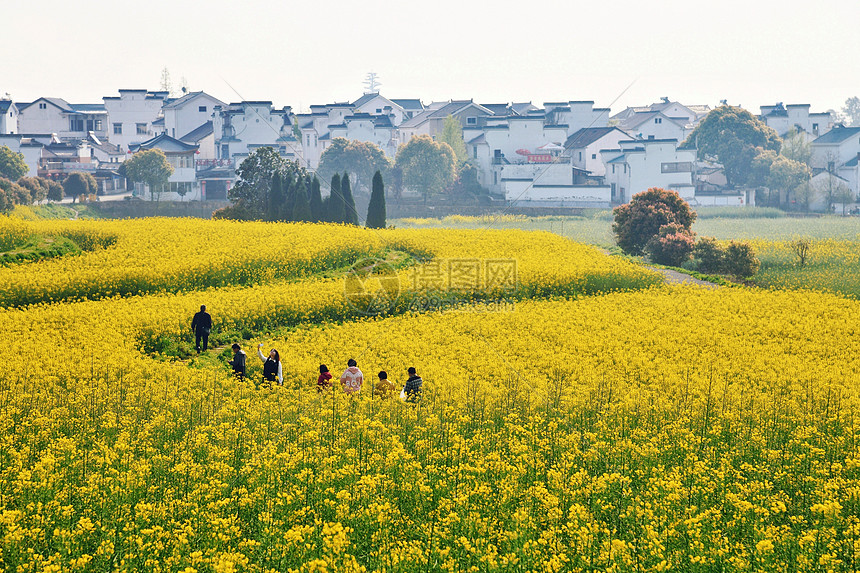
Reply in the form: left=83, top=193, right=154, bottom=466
left=221, top=144, right=230, bottom=159
left=648, top=135, right=655, bottom=140
left=69, top=118, right=84, bottom=131
left=136, top=123, right=148, bottom=135
left=612, top=165, right=616, bottom=174
left=113, top=123, right=122, bottom=135
left=661, top=162, right=693, bottom=173
left=473, top=146, right=478, bottom=159
left=169, top=182, right=193, bottom=195
left=467, top=117, right=477, bottom=125
left=591, top=153, right=597, bottom=159
left=812, top=123, right=819, bottom=133
left=376, top=108, right=382, bottom=113
left=198, top=106, right=207, bottom=112
left=39, top=103, right=47, bottom=109
left=86, top=119, right=102, bottom=131
left=655, top=118, right=662, bottom=124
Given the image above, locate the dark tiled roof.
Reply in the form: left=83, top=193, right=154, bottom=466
left=564, top=127, right=620, bottom=149
left=130, top=133, right=198, bottom=153
left=813, top=126, right=860, bottom=144
left=180, top=121, right=214, bottom=143
left=481, top=103, right=512, bottom=116
left=352, top=93, right=388, bottom=108
left=0, top=101, right=13, bottom=113
left=391, top=99, right=423, bottom=110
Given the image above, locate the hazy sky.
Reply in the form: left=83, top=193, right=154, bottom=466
left=3, top=0, right=859, bottom=115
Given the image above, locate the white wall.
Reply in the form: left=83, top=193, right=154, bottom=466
left=104, top=90, right=167, bottom=152
left=163, top=93, right=224, bottom=140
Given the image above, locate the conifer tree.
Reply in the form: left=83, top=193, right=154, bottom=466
left=309, top=175, right=323, bottom=222
left=341, top=172, right=359, bottom=225
left=327, top=173, right=343, bottom=223
left=292, top=178, right=312, bottom=222
left=366, top=170, right=387, bottom=229
left=283, top=174, right=296, bottom=221
left=268, top=171, right=285, bottom=221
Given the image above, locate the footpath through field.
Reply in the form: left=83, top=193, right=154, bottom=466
left=649, top=266, right=719, bottom=288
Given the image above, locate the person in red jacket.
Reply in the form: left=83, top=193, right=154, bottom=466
left=317, top=364, right=333, bottom=392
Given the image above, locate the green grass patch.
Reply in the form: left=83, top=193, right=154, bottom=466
left=751, top=239, right=860, bottom=298
left=0, top=234, right=82, bottom=266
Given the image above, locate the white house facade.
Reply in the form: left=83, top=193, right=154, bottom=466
left=102, top=89, right=169, bottom=152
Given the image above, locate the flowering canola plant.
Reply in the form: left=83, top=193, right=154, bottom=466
left=0, top=219, right=858, bottom=572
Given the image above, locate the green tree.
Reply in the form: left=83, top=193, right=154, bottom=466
left=780, top=128, right=812, bottom=166
left=224, top=147, right=310, bottom=220
left=292, top=178, right=312, bottom=222
left=724, top=241, right=760, bottom=278
left=124, top=149, right=174, bottom=202
left=684, top=105, right=780, bottom=187
left=612, top=187, right=697, bottom=256
left=63, top=172, right=97, bottom=204
left=767, top=156, right=811, bottom=209
left=366, top=170, right=386, bottom=229
left=317, top=138, right=392, bottom=193
left=749, top=149, right=778, bottom=188
left=395, top=134, right=456, bottom=203
left=834, top=185, right=855, bottom=215
left=450, top=163, right=489, bottom=203
left=645, top=222, right=695, bottom=267
left=0, top=146, right=28, bottom=181
left=46, top=179, right=64, bottom=202
left=437, top=115, right=468, bottom=164
left=309, top=176, right=323, bottom=222
left=327, top=173, right=344, bottom=223
left=267, top=171, right=286, bottom=221
left=0, top=178, right=30, bottom=210
left=16, top=177, right=50, bottom=203
left=341, top=173, right=359, bottom=225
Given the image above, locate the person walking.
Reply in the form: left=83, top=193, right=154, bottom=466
left=403, top=366, right=423, bottom=402
left=229, top=343, right=246, bottom=380
left=317, top=364, right=333, bottom=392
left=340, top=359, right=363, bottom=395
left=257, top=343, right=283, bottom=387
left=374, top=370, right=396, bottom=398
left=191, top=305, right=212, bottom=353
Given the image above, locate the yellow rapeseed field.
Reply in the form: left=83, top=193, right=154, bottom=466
left=1, top=217, right=858, bottom=572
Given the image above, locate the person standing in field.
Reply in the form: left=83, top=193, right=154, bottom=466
left=191, top=304, right=212, bottom=353
left=340, top=359, right=363, bottom=395
left=403, top=366, right=423, bottom=402
left=229, top=343, right=246, bottom=380
left=257, top=343, right=283, bottom=387
left=374, top=370, right=396, bottom=398
left=317, top=364, right=333, bottom=392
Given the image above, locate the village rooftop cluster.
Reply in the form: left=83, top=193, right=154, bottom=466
left=0, top=88, right=854, bottom=210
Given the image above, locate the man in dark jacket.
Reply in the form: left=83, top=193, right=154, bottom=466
left=229, top=343, right=246, bottom=380
left=403, top=366, right=423, bottom=402
left=191, top=305, right=212, bottom=352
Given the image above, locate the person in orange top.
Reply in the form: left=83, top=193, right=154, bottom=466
left=340, top=359, right=363, bottom=395
left=374, top=370, right=396, bottom=398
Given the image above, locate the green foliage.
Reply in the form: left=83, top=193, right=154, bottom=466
left=46, top=180, right=64, bottom=203
left=309, top=176, right=323, bottom=221
left=684, top=106, right=781, bottom=187
left=0, top=146, right=28, bottom=181
left=692, top=237, right=725, bottom=273
left=767, top=156, right=810, bottom=197
left=0, top=177, right=32, bottom=210
left=63, top=172, right=97, bottom=204
left=327, top=173, right=344, bottom=223
left=0, top=234, right=81, bottom=266
left=780, top=128, right=812, bottom=166
left=749, top=149, right=778, bottom=188
left=317, top=138, right=392, bottom=192
left=16, top=177, right=51, bottom=203
left=694, top=206, right=785, bottom=219
left=395, top=134, right=456, bottom=202
left=724, top=241, right=760, bottom=278
left=227, top=147, right=312, bottom=221
left=292, top=178, right=312, bottom=222
left=450, top=163, right=489, bottom=201
left=645, top=223, right=695, bottom=266
left=366, top=170, right=386, bottom=229
left=612, top=188, right=696, bottom=255
left=437, top=115, right=468, bottom=164
left=341, top=173, right=359, bottom=225
left=267, top=172, right=286, bottom=222
left=124, top=149, right=174, bottom=201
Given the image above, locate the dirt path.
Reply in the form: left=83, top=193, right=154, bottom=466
left=649, top=266, right=719, bottom=288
